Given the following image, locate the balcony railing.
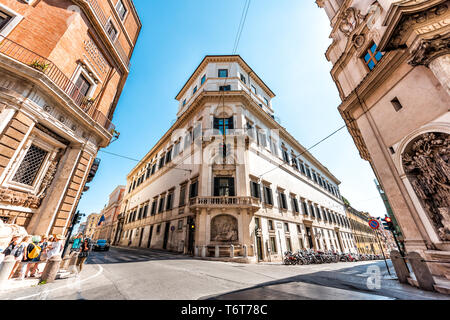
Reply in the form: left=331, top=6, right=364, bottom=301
left=0, top=35, right=115, bottom=133
left=86, top=0, right=131, bottom=68
left=189, top=196, right=260, bottom=208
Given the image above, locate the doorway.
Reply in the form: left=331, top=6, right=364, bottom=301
left=163, top=222, right=170, bottom=249
left=305, top=226, right=314, bottom=249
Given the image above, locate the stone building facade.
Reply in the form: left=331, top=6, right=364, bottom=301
left=92, top=184, right=125, bottom=242
left=118, top=55, right=356, bottom=262
left=345, top=205, right=381, bottom=254
left=0, top=0, right=141, bottom=236
left=84, top=212, right=100, bottom=239
left=317, top=0, right=449, bottom=278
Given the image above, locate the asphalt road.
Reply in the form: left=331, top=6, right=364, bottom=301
left=0, top=247, right=448, bottom=300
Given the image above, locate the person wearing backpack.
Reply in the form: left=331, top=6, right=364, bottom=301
left=28, top=236, right=48, bottom=278
left=22, top=236, right=43, bottom=279
left=8, top=236, right=30, bottom=279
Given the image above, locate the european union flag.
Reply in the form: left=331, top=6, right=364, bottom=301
left=98, top=215, right=105, bottom=226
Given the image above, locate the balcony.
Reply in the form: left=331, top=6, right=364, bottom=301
left=85, top=0, right=130, bottom=69
left=0, top=35, right=115, bottom=133
left=189, top=196, right=260, bottom=210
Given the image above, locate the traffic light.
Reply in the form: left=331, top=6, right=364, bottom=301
left=382, top=216, right=394, bottom=231
left=72, top=211, right=85, bottom=226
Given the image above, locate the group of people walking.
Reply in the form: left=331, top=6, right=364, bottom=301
left=0, top=232, right=93, bottom=281
left=1, top=234, right=64, bottom=280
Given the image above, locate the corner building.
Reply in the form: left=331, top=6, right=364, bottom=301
left=119, top=55, right=355, bottom=262
left=0, top=1, right=141, bottom=235
left=317, top=0, right=449, bottom=278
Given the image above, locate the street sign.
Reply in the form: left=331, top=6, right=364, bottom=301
left=368, top=219, right=380, bottom=230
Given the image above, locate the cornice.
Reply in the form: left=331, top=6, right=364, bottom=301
left=174, top=55, right=276, bottom=101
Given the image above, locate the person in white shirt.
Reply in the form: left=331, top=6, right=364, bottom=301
left=46, top=234, right=64, bottom=259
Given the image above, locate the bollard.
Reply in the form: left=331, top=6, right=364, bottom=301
left=40, top=255, right=62, bottom=283
left=230, top=244, right=234, bottom=258
left=407, top=252, right=435, bottom=291
left=0, top=255, right=16, bottom=286
left=215, top=245, right=220, bottom=258
left=194, top=246, right=199, bottom=257
left=68, top=252, right=79, bottom=274
left=60, top=252, right=72, bottom=270
left=243, top=244, right=248, bottom=258
left=390, top=250, right=409, bottom=284
left=201, top=245, right=206, bottom=258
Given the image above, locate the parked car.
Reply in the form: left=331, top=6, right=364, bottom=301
left=93, top=239, right=110, bottom=251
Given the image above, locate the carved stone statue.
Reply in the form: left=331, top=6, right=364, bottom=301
left=211, top=214, right=238, bottom=242
left=402, top=132, right=450, bottom=241
left=0, top=219, right=28, bottom=250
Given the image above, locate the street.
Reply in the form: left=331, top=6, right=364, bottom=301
left=0, top=247, right=448, bottom=300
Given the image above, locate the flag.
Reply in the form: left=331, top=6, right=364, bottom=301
left=98, top=215, right=105, bottom=226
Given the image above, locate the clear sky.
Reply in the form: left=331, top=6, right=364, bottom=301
left=77, top=0, right=388, bottom=224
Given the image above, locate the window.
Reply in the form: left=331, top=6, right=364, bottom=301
left=106, top=20, right=118, bottom=41
left=156, top=224, right=161, bottom=233
left=151, top=163, right=156, bottom=175
left=291, top=196, right=299, bottom=213
left=173, top=141, right=180, bottom=157
left=363, top=42, right=383, bottom=70
left=178, top=220, right=183, bottom=230
left=219, top=85, right=231, bottom=91
left=391, top=97, right=403, bottom=112
left=165, top=149, right=172, bottom=164
left=284, top=223, right=289, bottom=233
left=286, top=238, right=292, bottom=252
left=299, top=238, right=304, bottom=249
left=184, top=131, right=192, bottom=149
left=246, top=121, right=255, bottom=139
left=282, top=149, right=289, bottom=163
left=182, top=99, right=186, bottom=107
left=213, top=117, right=234, bottom=135
left=309, top=204, right=315, bottom=218
left=299, top=162, right=306, bottom=175
left=143, top=204, right=149, bottom=218
left=316, top=206, right=322, bottom=220
left=264, top=97, right=269, bottom=106
left=158, top=196, right=165, bottom=213
left=150, top=199, right=158, bottom=216
left=268, top=219, right=274, bottom=231
left=312, top=171, right=318, bottom=183
left=250, top=181, right=260, bottom=199
left=302, top=201, right=308, bottom=215
left=193, top=86, right=197, bottom=94
left=279, top=191, right=287, bottom=210
left=255, top=217, right=261, bottom=229
left=166, top=192, right=173, bottom=210
left=116, top=0, right=127, bottom=20
left=240, top=73, right=246, bottom=84
left=305, top=167, right=311, bottom=179
left=75, top=74, right=92, bottom=98
left=218, top=69, right=228, bottom=78
left=214, top=177, right=235, bottom=196
left=263, top=186, right=273, bottom=206
left=189, top=180, right=198, bottom=198
left=0, top=11, right=12, bottom=31
left=193, top=123, right=201, bottom=141
left=251, top=85, right=257, bottom=94
left=270, top=237, right=277, bottom=253
left=201, top=74, right=206, bottom=85
left=179, top=185, right=186, bottom=206
left=257, top=130, right=267, bottom=148
left=297, top=225, right=302, bottom=233
left=291, top=157, right=298, bottom=170
left=12, top=145, right=48, bottom=186
left=158, top=156, right=165, bottom=169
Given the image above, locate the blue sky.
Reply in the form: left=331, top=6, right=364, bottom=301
left=77, top=0, right=387, bottom=224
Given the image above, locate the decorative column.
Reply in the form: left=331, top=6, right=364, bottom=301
left=429, top=54, right=450, bottom=96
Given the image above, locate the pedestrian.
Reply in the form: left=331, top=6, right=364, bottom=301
left=46, top=234, right=64, bottom=260
left=0, top=235, right=20, bottom=265
left=28, top=236, right=48, bottom=278
left=71, top=234, right=82, bottom=252
left=9, top=236, right=31, bottom=280
left=76, top=238, right=91, bottom=272
left=20, top=236, right=42, bottom=280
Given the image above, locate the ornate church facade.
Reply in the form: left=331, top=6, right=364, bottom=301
left=119, top=55, right=356, bottom=262
left=317, top=0, right=449, bottom=278
left=0, top=0, right=141, bottom=236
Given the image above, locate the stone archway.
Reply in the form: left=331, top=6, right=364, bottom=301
left=402, top=132, right=450, bottom=241
left=210, top=214, right=238, bottom=242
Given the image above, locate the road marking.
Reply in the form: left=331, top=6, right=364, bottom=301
left=13, top=264, right=104, bottom=300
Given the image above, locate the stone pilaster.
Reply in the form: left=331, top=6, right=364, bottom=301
left=429, top=53, right=450, bottom=96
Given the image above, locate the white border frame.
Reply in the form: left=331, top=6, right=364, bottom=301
left=0, top=3, right=23, bottom=38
